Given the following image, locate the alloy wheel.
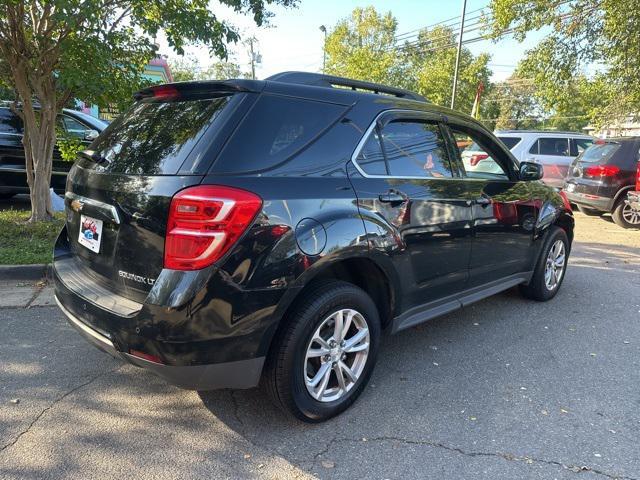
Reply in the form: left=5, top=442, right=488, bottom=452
left=544, top=239, right=566, bottom=291
left=304, top=309, right=370, bottom=402
left=622, top=203, right=640, bottom=226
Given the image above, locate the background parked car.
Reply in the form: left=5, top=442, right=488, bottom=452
left=0, top=106, right=107, bottom=198
left=563, top=137, right=640, bottom=228
left=462, top=130, right=593, bottom=188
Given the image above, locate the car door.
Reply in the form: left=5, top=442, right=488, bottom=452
left=348, top=110, right=473, bottom=312
left=527, top=137, right=572, bottom=187
left=445, top=120, right=543, bottom=288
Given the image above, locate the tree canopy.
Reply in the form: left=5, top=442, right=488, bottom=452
left=0, top=0, right=296, bottom=221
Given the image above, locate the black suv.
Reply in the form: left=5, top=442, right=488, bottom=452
left=0, top=106, right=107, bottom=198
left=563, top=137, right=640, bottom=228
left=53, top=72, right=574, bottom=422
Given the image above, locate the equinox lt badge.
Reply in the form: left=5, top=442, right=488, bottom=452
left=118, top=270, right=156, bottom=286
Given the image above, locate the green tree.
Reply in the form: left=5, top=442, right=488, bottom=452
left=400, top=25, right=492, bottom=113
left=487, top=0, right=638, bottom=127
left=0, top=0, right=296, bottom=222
left=324, top=6, right=399, bottom=85
left=483, top=75, right=541, bottom=130
left=325, top=7, right=491, bottom=115
left=169, top=57, right=246, bottom=82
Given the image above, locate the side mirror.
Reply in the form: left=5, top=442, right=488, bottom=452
left=519, top=161, right=543, bottom=181
left=83, top=129, right=99, bottom=142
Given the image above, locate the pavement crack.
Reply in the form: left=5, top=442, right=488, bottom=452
left=0, top=366, right=119, bottom=453
left=316, top=436, right=636, bottom=480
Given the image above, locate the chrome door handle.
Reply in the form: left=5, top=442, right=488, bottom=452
left=378, top=191, right=408, bottom=204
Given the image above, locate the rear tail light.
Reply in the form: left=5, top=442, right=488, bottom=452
left=635, top=161, right=640, bottom=191
left=129, top=349, right=164, bottom=364
left=470, top=153, right=488, bottom=166
left=558, top=190, right=572, bottom=211
left=583, top=165, right=620, bottom=177
left=164, top=185, right=262, bottom=270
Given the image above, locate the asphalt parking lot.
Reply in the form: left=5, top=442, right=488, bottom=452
left=1, top=212, right=639, bottom=480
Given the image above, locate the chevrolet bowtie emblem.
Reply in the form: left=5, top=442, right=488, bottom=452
left=70, top=199, right=84, bottom=212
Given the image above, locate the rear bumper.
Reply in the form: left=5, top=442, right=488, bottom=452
left=55, top=293, right=264, bottom=390
left=564, top=191, right=613, bottom=212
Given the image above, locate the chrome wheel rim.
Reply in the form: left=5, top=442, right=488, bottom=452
left=304, top=309, right=370, bottom=403
left=544, top=239, right=566, bottom=291
left=622, top=204, right=640, bottom=225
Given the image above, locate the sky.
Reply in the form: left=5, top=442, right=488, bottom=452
left=161, top=0, right=546, bottom=82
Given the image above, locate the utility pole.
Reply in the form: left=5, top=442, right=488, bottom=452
left=319, top=25, right=327, bottom=73
left=450, top=0, right=467, bottom=110
left=245, top=36, right=261, bottom=80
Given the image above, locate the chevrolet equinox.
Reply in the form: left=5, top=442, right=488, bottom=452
left=53, top=72, right=574, bottom=422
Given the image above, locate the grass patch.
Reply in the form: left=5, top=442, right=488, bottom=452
left=0, top=209, right=65, bottom=265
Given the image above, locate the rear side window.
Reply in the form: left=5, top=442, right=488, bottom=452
left=356, top=130, right=387, bottom=175
left=571, top=138, right=593, bottom=156
left=579, top=143, right=621, bottom=163
left=497, top=136, right=521, bottom=150
left=91, top=97, right=230, bottom=175
left=214, top=95, right=347, bottom=173
left=381, top=121, right=453, bottom=178
left=531, top=137, right=570, bottom=156
left=0, top=108, right=22, bottom=135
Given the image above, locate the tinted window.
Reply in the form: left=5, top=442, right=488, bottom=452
left=356, top=129, right=387, bottom=175
left=450, top=126, right=509, bottom=180
left=497, top=136, right=521, bottom=150
left=380, top=121, right=452, bottom=178
left=91, top=97, right=230, bottom=175
left=579, top=143, right=621, bottom=163
left=0, top=108, right=22, bottom=135
left=216, top=95, right=347, bottom=173
left=538, top=137, right=570, bottom=156
left=571, top=138, right=593, bottom=156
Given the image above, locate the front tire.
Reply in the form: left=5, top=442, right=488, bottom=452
left=611, top=198, right=640, bottom=229
left=520, top=227, right=569, bottom=301
left=263, top=281, right=380, bottom=422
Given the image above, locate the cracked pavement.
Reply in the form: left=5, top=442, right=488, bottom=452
left=1, top=213, right=639, bottom=479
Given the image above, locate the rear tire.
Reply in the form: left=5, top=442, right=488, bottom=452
left=520, top=227, right=569, bottom=302
left=577, top=205, right=601, bottom=216
left=263, top=280, right=380, bottom=422
left=611, top=198, right=640, bottom=229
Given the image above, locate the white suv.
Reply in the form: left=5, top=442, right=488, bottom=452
left=462, top=130, right=593, bottom=188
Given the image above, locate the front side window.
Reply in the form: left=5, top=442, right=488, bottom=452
left=450, top=126, right=509, bottom=180
left=59, top=115, right=90, bottom=139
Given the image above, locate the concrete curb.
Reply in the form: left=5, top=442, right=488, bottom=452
left=0, top=263, right=51, bottom=281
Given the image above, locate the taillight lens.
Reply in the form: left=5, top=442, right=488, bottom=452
left=164, top=185, right=262, bottom=270
left=470, top=153, right=488, bottom=166
left=583, top=165, right=620, bottom=177
left=635, top=161, right=640, bottom=191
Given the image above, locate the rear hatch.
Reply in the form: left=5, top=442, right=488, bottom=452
left=62, top=84, right=255, bottom=304
left=564, top=140, right=622, bottom=195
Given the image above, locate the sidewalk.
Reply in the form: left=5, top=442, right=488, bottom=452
left=0, top=279, right=55, bottom=308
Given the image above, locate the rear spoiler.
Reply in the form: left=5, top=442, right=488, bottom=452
left=133, top=79, right=264, bottom=101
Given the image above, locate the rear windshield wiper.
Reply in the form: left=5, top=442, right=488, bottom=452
left=78, top=149, right=106, bottom=164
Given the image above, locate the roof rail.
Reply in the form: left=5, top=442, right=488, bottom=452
left=266, top=71, right=427, bottom=102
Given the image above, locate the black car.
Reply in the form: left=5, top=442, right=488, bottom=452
left=0, top=106, right=108, bottom=198
left=563, top=137, right=640, bottom=228
left=53, top=72, right=574, bottom=422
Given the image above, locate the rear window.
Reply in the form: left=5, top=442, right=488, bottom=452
left=90, top=97, right=230, bottom=175
left=497, top=136, right=521, bottom=150
left=579, top=143, right=621, bottom=163
left=214, top=95, right=347, bottom=173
